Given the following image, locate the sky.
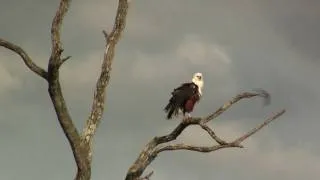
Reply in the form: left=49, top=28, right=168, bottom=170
left=1, top=0, right=320, bottom=179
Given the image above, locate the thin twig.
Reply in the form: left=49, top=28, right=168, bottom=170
left=199, top=124, right=228, bottom=145
left=138, top=171, right=154, bottom=180
left=60, top=55, right=71, bottom=66
left=252, top=88, right=271, bottom=106
left=232, top=109, right=286, bottom=144
left=102, top=30, right=108, bottom=42
left=201, top=91, right=271, bottom=124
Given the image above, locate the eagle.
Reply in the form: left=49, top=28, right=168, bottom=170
left=164, top=72, right=204, bottom=119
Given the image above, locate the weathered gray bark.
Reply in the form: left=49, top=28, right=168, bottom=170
left=0, top=0, right=130, bottom=180
left=126, top=91, right=285, bottom=180
left=0, top=1, right=286, bottom=180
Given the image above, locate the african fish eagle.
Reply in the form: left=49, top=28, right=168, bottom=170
left=164, top=72, right=204, bottom=119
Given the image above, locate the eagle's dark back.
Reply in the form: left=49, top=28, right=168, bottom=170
left=164, top=82, right=200, bottom=119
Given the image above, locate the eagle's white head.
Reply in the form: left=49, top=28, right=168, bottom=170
left=192, top=72, right=204, bottom=95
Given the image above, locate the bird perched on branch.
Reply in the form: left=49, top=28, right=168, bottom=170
left=164, top=72, right=204, bottom=119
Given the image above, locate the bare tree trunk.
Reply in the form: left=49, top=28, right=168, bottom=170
left=75, top=169, right=91, bottom=180
left=0, top=1, right=286, bottom=180
left=0, top=0, right=130, bottom=179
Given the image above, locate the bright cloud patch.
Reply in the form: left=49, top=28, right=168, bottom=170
left=176, top=34, right=231, bottom=65
left=0, top=53, right=22, bottom=96
left=130, top=34, right=237, bottom=95
left=131, top=51, right=186, bottom=81
left=131, top=34, right=233, bottom=79
left=59, top=51, right=103, bottom=100
left=0, top=62, right=21, bottom=94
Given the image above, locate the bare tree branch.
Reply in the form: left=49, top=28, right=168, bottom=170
left=201, top=91, right=271, bottom=124
left=2, top=0, right=285, bottom=179
left=2, top=0, right=128, bottom=179
left=0, top=38, right=48, bottom=79
left=138, top=171, right=154, bottom=180
left=147, top=91, right=270, bottom=147
left=1, top=0, right=89, bottom=179
left=232, top=109, right=285, bottom=144
left=81, top=0, right=130, bottom=164
left=46, top=1, right=90, bottom=179
left=60, top=55, right=71, bottom=66
left=156, top=143, right=241, bottom=154
left=49, top=0, right=70, bottom=67
left=3, top=0, right=130, bottom=179
left=199, top=124, right=228, bottom=145
left=156, top=109, right=285, bottom=154
left=125, top=91, right=284, bottom=180
left=102, top=30, right=108, bottom=41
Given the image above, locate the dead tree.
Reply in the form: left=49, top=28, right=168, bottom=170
left=0, top=0, right=130, bottom=179
left=0, top=1, right=285, bottom=180
left=125, top=91, right=285, bottom=180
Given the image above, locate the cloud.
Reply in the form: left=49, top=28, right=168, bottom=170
left=130, top=34, right=234, bottom=85
left=1, top=1, right=320, bottom=180
left=69, top=0, right=163, bottom=40
left=130, top=51, right=185, bottom=81
left=0, top=52, right=24, bottom=96
left=0, top=62, right=21, bottom=95
left=176, top=34, right=232, bottom=65
left=61, top=51, right=102, bottom=88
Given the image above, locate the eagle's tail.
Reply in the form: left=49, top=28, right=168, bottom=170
left=164, top=98, right=179, bottom=120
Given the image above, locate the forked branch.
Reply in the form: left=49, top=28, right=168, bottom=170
left=0, top=0, right=87, bottom=178
left=2, top=1, right=130, bottom=179
left=125, top=90, right=285, bottom=180
left=156, top=109, right=285, bottom=153
left=46, top=1, right=89, bottom=178
left=199, top=124, right=228, bottom=145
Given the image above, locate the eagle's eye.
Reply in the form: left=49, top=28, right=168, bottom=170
left=197, top=76, right=202, bottom=80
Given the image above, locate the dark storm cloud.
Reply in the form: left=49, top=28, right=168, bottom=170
left=1, top=0, right=320, bottom=180
left=257, top=0, right=320, bottom=62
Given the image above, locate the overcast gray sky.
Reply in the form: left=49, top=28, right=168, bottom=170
left=1, top=0, right=320, bottom=180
